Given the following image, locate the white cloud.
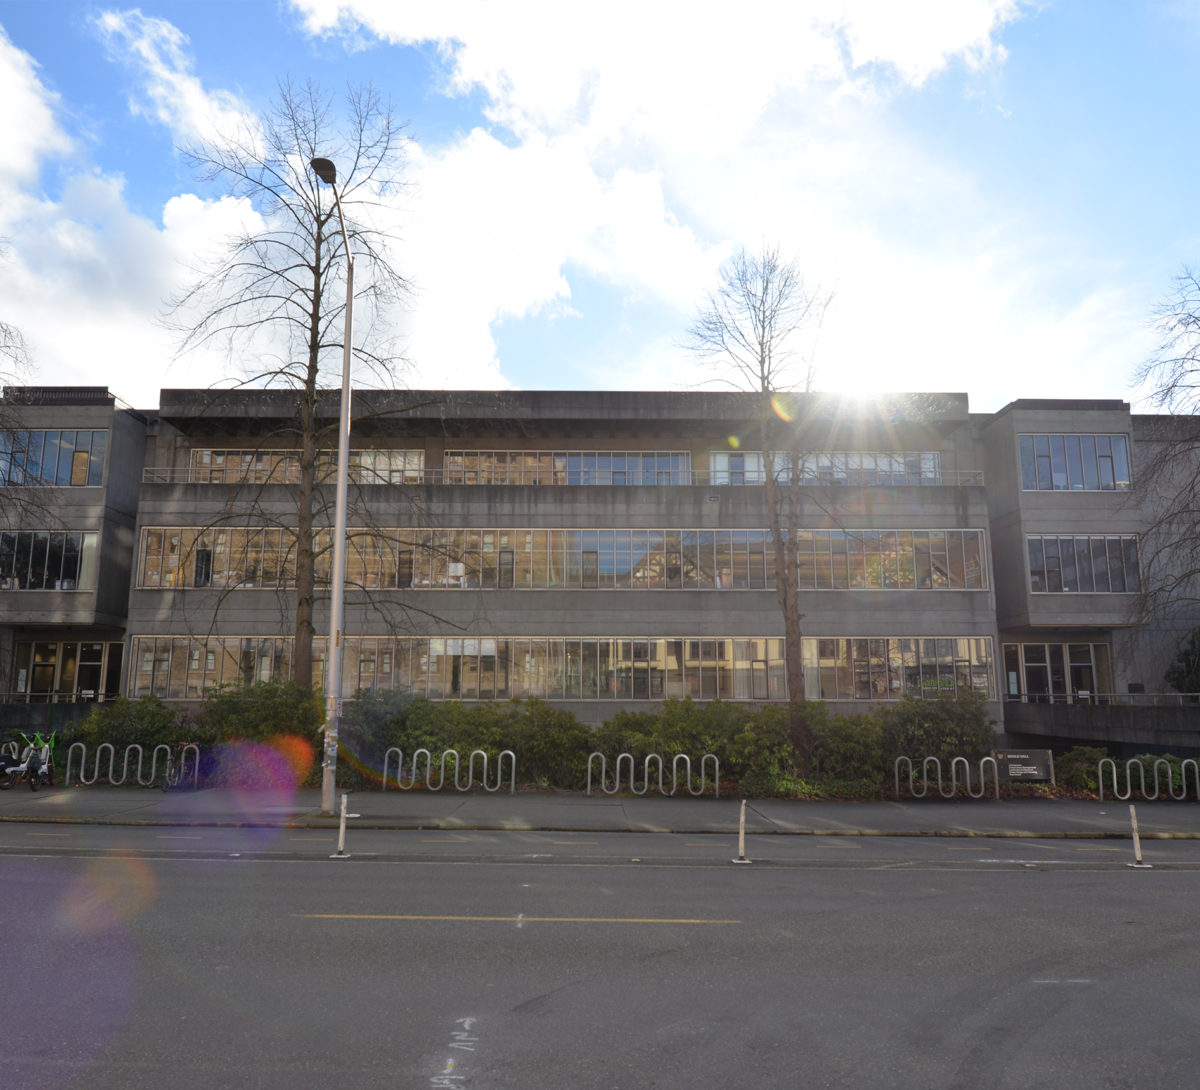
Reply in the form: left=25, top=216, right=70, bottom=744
left=91, top=8, right=251, bottom=146
left=0, top=29, right=72, bottom=219
left=286, top=0, right=1075, bottom=402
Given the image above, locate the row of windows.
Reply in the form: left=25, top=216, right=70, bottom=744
left=803, top=637, right=994, bottom=700
left=708, top=451, right=944, bottom=486
left=187, top=449, right=425, bottom=486
left=12, top=641, right=125, bottom=701
left=129, top=634, right=995, bottom=702
left=0, top=430, right=107, bottom=487
left=1019, top=434, right=1131, bottom=492
left=0, top=531, right=98, bottom=591
left=1003, top=643, right=1113, bottom=703
left=1027, top=535, right=1140, bottom=594
left=136, top=527, right=989, bottom=592
left=444, top=451, right=692, bottom=486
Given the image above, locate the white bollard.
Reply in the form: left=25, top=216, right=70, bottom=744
left=331, top=792, right=351, bottom=859
left=732, top=799, right=751, bottom=864
left=1127, top=803, right=1152, bottom=868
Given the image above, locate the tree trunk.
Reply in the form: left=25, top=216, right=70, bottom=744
left=292, top=226, right=326, bottom=693
left=760, top=391, right=808, bottom=767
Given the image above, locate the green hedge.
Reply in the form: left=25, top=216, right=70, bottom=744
left=59, top=682, right=1001, bottom=797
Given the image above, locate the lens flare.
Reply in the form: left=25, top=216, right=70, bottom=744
left=58, top=852, right=158, bottom=934
left=770, top=393, right=796, bottom=422
left=727, top=436, right=740, bottom=449
left=210, top=740, right=305, bottom=790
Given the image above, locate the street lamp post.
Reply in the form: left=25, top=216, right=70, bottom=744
left=311, top=156, right=354, bottom=815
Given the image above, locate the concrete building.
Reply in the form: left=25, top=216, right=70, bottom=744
left=2, top=384, right=1196, bottom=752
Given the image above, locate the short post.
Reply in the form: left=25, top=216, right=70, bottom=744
left=732, top=799, right=751, bottom=864
left=331, top=792, right=351, bottom=860
left=1127, top=803, right=1152, bottom=868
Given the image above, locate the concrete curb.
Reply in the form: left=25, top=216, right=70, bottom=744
left=2, top=814, right=1199, bottom=838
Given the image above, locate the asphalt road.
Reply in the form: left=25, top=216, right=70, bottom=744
left=6, top=827, right=1200, bottom=1089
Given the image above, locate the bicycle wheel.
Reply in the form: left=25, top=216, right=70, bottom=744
left=29, top=771, right=40, bottom=791
left=0, top=769, right=17, bottom=790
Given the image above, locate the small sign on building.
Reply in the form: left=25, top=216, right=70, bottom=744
left=994, top=749, right=1055, bottom=785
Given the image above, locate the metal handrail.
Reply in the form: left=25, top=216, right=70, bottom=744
left=894, top=756, right=1000, bottom=800
left=143, top=466, right=986, bottom=488
left=1005, top=692, right=1200, bottom=706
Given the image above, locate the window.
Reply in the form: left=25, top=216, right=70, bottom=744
left=1027, top=535, right=1139, bottom=593
left=138, top=525, right=989, bottom=593
left=709, top=451, right=943, bottom=485
left=129, top=634, right=787, bottom=703
left=12, top=640, right=124, bottom=702
left=0, top=531, right=97, bottom=590
left=187, top=449, right=424, bottom=485
left=0, top=430, right=107, bottom=486
left=442, top=451, right=692, bottom=485
left=1018, top=434, right=1131, bottom=491
left=1002, top=642, right=1112, bottom=703
left=802, top=637, right=994, bottom=700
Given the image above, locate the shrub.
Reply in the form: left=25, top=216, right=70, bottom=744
left=200, top=680, right=323, bottom=742
left=878, top=691, right=997, bottom=765
left=1055, top=745, right=1110, bottom=792
left=77, top=695, right=210, bottom=751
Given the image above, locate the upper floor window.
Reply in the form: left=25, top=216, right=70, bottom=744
left=0, top=430, right=107, bottom=487
left=443, top=451, right=692, bottom=485
left=1019, top=434, right=1130, bottom=491
left=0, top=530, right=98, bottom=590
left=186, top=448, right=424, bottom=485
left=1027, top=534, right=1139, bottom=593
left=709, top=451, right=946, bottom=486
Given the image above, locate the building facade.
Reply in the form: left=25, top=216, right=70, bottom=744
left=2, top=385, right=1193, bottom=747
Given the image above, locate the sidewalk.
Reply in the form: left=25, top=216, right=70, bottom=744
left=2, top=785, right=1200, bottom=837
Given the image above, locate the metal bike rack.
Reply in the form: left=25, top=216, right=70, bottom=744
left=587, top=752, right=720, bottom=797
left=65, top=742, right=202, bottom=788
left=382, top=748, right=516, bottom=794
left=671, top=753, right=720, bottom=797
left=466, top=749, right=517, bottom=793
left=1100, top=757, right=1200, bottom=802
left=895, top=756, right=1000, bottom=801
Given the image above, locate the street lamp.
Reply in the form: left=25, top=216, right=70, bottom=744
left=311, top=156, right=353, bottom=815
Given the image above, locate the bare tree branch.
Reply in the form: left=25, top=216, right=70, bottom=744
left=683, top=244, right=834, bottom=762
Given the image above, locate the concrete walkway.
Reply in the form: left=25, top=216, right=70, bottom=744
left=2, top=785, right=1200, bottom=837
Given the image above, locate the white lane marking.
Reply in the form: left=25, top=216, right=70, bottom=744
left=516, top=913, right=524, bottom=929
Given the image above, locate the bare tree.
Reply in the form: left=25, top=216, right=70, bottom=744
left=167, top=78, right=422, bottom=690
left=684, top=244, right=833, bottom=755
left=1131, top=266, right=1200, bottom=679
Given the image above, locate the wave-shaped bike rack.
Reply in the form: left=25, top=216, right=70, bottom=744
left=894, top=756, right=1000, bottom=801
left=1099, top=757, right=1200, bottom=802
left=382, top=748, right=517, bottom=794
left=586, top=752, right=720, bottom=797
left=66, top=742, right=199, bottom=788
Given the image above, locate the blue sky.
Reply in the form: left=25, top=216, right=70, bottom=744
left=1, top=1, right=1199, bottom=411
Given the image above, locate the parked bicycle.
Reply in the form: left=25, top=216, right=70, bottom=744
left=161, top=741, right=201, bottom=791
left=0, top=731, right=55, bottom=791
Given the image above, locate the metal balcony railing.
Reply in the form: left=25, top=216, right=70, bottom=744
left=1004, top=692, right=1200, bottom=707
left=142, top=466, right=987, bottom=488
left=1, top=691, right=120, bottom=705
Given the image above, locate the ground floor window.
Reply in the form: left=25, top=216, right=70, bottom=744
left=801, top=637, right=994, bottom=701
left=11, top=640, right=124, bottom=703
left=1002, top=642, right=1112, bottom=704
left=128, top=634, right=996, bottom=703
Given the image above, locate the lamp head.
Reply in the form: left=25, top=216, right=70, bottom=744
left=310, top=157, right=337, bottom=186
